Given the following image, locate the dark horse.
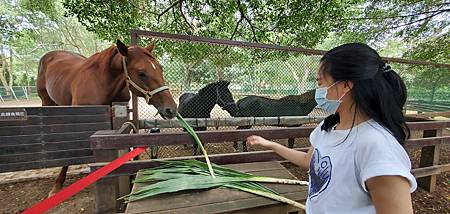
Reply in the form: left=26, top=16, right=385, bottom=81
left=178, top=80, right=237, bottom=154
left=235, top=89, right=317, bottom=151
left=37, top=40, right=177, bottom=197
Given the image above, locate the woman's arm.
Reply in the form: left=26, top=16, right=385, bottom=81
left=366, top=175, right=413, bottom=214
left=246, top=135, right=313, bottom=169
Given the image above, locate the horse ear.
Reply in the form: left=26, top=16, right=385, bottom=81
left=146, top=42, right=155, bottom=52
left=218, top=80, right=230, bottom=87
left=116, top=39, right=128, bottom=56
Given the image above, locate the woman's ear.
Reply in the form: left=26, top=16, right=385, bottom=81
left=343, top=81, right=354, bottom=93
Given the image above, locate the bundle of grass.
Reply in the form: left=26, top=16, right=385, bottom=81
left=120, top=114, right=308, bottom=210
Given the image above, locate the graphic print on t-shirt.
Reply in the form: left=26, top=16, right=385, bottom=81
left=309, top=148, right=332, bottom=199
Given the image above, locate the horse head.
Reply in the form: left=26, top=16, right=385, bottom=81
left=215, top=80, right=238, bottom=116
left=115, top=40, right=177, bottom=119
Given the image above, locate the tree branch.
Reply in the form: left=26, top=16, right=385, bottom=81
left=157, top=0, right=182, bottom=23
left=339, top=8, right=449, bottom=21
left=179, top=0, right=195, bottom=33
left=384, top=10, right=447, bottom=30
left=237, top=0, right=258, bottom=42
left=230, top=17, right=243, bottom=40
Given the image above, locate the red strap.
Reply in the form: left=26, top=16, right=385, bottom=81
left=22, top=147, right=147, bottom=214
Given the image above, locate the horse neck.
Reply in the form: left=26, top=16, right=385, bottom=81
left=84, top=46, right=128, bottom=101
left=197, top=86, right=219, bottom=111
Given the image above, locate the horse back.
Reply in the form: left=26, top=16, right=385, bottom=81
left=37, top=51, right=87, bottom=105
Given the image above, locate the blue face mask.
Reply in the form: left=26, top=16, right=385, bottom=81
left=315, top=81, right=348, bottom=114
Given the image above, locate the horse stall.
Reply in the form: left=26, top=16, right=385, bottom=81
left=89, top=116, right=450, bottom=213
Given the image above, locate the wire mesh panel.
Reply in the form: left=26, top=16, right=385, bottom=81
left=131, top=31, right=449, bottom=158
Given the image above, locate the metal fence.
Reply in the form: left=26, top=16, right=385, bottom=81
left=130, top=31, right=449, bottom=120
left=0, top=86, right=37, bottom=102
left=128, top=30, right=449, bottom=158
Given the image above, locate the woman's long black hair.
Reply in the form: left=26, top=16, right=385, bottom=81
left=320, top=43, right=409, bottom=145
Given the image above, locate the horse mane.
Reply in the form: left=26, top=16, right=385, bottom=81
left=81, top=46, right=119, bottom=73
left=198, top=82, right=217, bottom=94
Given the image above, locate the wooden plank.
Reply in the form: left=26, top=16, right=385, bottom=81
left=0, top=156, right=94, bottom=173
left=90, top=148, right=310, bottom=177
left=90, top=127, right=315, bottom=149
left=0, top=122, right=111, bottom=136
left=112, top=102, right=132, bottom=213
left=134, top=192, right=306, bottom=214
left=46, top=148, right=93, bottom=159
left=0, top=140, right=91, bottom=155
left=0, top=152, right=44, bottom=163
left=406, top=110, right=450, bottom=118
left=9, top=106, right=110, bottom=116
left=0, top=114, right=110, bottom=127
left=0, top=148, right=92, bottom=164
left=140, top=116, right=325, bottom=129
left=407, top=121, right=450, bottom=131
left=91, top=123, right=450, bottom=150
left=44, top=140, right=91, bottom=151
left=43, top=156, right=95, bottom=168
left=412, top=164, right=450, bottom=178
left=0, top=160, right=44, bottom=172
left=0, top=131, right=95, bottom=146
left=94, top=121, right=123, bottom=214
left=125, top=162, right=307, bottom=214
left=403, top=136, right=450, bottom=148
left=417, top=129, right=440, bottom=192
left=197, top=192, right=305, bottom=214
left=0, top=143, right=43, bottom=155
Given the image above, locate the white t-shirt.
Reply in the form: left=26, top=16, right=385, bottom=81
left=305, top=119, right=417, bottom=214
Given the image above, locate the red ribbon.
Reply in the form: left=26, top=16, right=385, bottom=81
left=22, top=147, right=146, bottom=214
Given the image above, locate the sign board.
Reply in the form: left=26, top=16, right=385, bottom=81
left=0, top=108, right=28, bottom=121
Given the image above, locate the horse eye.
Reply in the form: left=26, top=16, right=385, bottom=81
left=138, top=71, right=146, bottom=78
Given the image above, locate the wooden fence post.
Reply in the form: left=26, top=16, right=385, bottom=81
left=417, top=129, right=442, bottom=192
left=94, top=102, right=129, bottom=213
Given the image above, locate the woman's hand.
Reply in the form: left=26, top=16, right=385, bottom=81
left=246, top=135, right=314, bottom=169
left=246, top=135, right=277, bottom=149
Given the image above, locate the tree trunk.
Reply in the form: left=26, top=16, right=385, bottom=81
left=0, top=50, right=11, bottom=95
left=430, top=81, right=437, bottom=102
left=216, top=65, right=223, bottom=81
left=184, top=69, right=193, bottom=91
left=301, top=68, right=310, bottom=92
left=183, top=59, right=203, bottom=91
left=8, top=48, right=13, bottom=88
left=285, top=61, right=302, bottom=94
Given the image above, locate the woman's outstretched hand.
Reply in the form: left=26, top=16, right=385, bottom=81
left=246, top=135, right=276, bottom=149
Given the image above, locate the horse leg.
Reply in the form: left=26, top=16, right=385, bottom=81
left=38, top=77, right=64, bottom=197
left=192, top=127, right=207, bottom=155
left=193, top=143, right=198, bottom=156
left=288, top=138, right=295, bottom=148
left=48, top=166, right=68, bottom=197
left=233, top=126, right=243, bottom=151
left=234, top=126, right=251, bottom=152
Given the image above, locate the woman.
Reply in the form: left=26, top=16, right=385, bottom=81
left=247, top=43, right=417, bottom=214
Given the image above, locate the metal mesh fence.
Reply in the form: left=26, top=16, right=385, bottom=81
left=0, top=86, right=37, bottom=102
left=130, top=31, right=449, bottom=158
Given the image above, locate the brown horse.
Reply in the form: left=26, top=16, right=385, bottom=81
left=37, top=40, right=177, bottom=196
